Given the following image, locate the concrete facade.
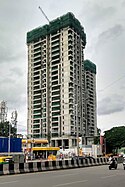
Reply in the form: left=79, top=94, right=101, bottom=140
left=84, top=60, right=97, bottom=145
left=27, top=12, right=97, bottom=148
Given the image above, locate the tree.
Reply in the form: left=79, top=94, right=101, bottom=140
left=0, top=121, right=17, bottom=137
left=94, top=128, right=101, bottom=144
left=104, top=126, right=125, bottom=154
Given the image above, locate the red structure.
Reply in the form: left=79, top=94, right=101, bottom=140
left=100, top=135, right=106, bottom=155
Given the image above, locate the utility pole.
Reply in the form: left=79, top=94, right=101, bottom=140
left=75, top=104, right=79, bottom=156
left=84, top=89, right=89, bottom=145
left=11, top=110, right=17, bottom=136
left=8, top=122, right=11, bottom=155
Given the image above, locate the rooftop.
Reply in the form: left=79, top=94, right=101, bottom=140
left=84, top=59, right=96, bottom=74
left=27, top=12, right=86, bottom=45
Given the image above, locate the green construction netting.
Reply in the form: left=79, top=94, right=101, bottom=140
left=27, top=12, right=86, bottom=45
left=84, top=60, right=96, bottom=74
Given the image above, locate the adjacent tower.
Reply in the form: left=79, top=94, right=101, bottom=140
left=84, top=60, right=97, bottom=144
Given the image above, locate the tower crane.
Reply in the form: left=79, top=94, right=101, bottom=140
left=38, top=6, right=50, bottom=23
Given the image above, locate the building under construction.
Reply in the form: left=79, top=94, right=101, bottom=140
left=27, top=12, right=97, bottom=148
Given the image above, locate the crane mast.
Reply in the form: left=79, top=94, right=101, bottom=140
left=38, top=6, right=50, bottom=23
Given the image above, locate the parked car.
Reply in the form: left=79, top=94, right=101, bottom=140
left=71, top=156, right=85, bottom=161
left=71, top=155, right=95, bottom=161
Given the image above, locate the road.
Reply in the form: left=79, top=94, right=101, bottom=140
left=0, top=164, right=125, bottom=187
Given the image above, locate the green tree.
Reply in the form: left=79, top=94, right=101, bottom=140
left=104, top=126, right=125, bottom=154
left=0, top=121, right=17, bottom=137
left=94, top=128, right=101, bottom=144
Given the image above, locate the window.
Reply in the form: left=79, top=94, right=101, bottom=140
left=52, top=106, right=60, bottom=111
left=33, top=120, right=39, bottom=123
left=52, top=96, right=60, bottom=101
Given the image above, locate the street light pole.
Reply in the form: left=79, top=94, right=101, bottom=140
left=8, top=122, right=11, bottom=155
left=75, top=104, right=79, bottom=156
left=84, top=89, right=89, bottom=145
left=104, top=138, right=106, bottom=155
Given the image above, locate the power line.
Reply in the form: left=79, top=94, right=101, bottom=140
left=98, top=74, right=125, bottom=92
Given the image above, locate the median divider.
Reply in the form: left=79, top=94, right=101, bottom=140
left=0, top=157, right=109, bottom=176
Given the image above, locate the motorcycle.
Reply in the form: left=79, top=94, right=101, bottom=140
left=123, top=158, right=125, bottom=170
left=109, top=158, right=117, bottom=170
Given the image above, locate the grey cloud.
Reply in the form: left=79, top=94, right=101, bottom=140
left=0, top=92, right=26, bottom=110
left=122, top=0, right=125, bottom=6
left=98, top=24, right=124, bottom=41
left=79, top=1, right=116, bottom=29
left=0, top=44, right=14, bottom=64
left=0, top=36, right=26, bottom=64
left=8, top=94, right=26, bottom=110
left=95, top=23, right=125, bottom=67
left=0, top=77, right=13, bottom=84
left=0, top=0, right=125, bottom=134
left=9, top=67, right=24, bottom=77
left=89, top=6, right=115, bottom=24
left=120, top=83, right=125, bottom=91
left=0, top=75, right=26, bottom=109
left=98, top=94, right=125, bottom=115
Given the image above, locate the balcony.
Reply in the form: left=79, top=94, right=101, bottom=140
left=34, top=57, right=41, bottom=63
left=33, top=105, right=41, bottom=109
left=52, top=106, right=60, bottom=112
left=34, top=43, right=41, bottom=49
left=51, top=50, right=60, bottom=58
left=52, top=86, right=60, bottom=91
left=33, top=114, right=41, bottom=119
left=51, top=55, right=60, bottom=62
left=33, top=85, right=40, bottom=90
left=51, top=46, right=60, bottom=53
left=51, top=41, right=60, bottom=48
left=52, top=98, right=60, bottom=103
left=33, top=124, right=40, bottom=128
left=51, top=128, right=58, bottom=133
left=34, top=48, right=41, bottom=54
left=52, top=111, right=60, bottom=116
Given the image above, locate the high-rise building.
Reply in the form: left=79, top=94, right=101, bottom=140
left=26, top=12, right=96, bottom=148
left=84, top=60, right=97, bottom=144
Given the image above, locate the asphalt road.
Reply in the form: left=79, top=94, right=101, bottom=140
left=0, top=164, right=125, bottom=187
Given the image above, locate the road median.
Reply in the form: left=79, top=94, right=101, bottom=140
left=0, top=157, right=109, bottom=176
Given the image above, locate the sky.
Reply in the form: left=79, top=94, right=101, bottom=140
left=0, top=0, right=125, bottom=135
